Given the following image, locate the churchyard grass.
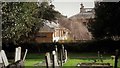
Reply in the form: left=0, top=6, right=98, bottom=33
left=24, top=52, right=120, bottom=68
left=24, top=53, right=45, bottom=68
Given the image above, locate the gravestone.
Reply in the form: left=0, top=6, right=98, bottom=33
left=1, top=50, right=9, bottom=66
left=23, top=49, right=28, bottom=61
left=18, top=47, right=21, bottom=61
left=0, top=53, right=3, bottom=63
left=15, top=47, right=18, bottom=62
left=60, top=49, right=63, bottom=66
left=52, top=51, right=59, bottom=68
left=45, top=52, right=51, bottom=68
left=15, top=47, right=21, bottom=62
left=97, top=51, right=100, bottom=61
left=62, top=45, right=65, bottom=62
left=64, top=49, right=68, bottom=63
left=0, top=52, right=4, bottom=68
left=55, top=45, right=58, bottom=62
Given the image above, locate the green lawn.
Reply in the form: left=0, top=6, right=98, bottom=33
left=24, top=53, right=45, bottom=68
left=24, top=52, right=120, bottom=68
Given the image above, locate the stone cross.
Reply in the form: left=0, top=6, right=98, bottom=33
left=1, top=50, right=9, bottom=66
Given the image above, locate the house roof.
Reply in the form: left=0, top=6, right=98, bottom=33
left=39, top=20, right=60, bottom=32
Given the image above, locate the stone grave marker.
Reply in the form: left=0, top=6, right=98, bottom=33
left=18, top=47, right=21, bottom=61
left=52, top=51, right=59, bottom=68
left=23, top=49, right=28, bottom=61
left=97, top=51, right=100, bottom=61
left=64, top=49, right=68, bottom=63
left=45, top=52, right=51, bottom=68
left=60, top=49, right=63, bottom=66
left=1, top=50, right=9, bottom=66
left=15, top=47, right=21, bottom=62
left=0, top=51, right=4, bottom=68
left=0, top=53, right=3, bottom=63
left=15, top=47, right=18, bottom=62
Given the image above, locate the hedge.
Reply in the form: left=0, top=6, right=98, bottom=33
left=2, top=40, right=120, bottom=53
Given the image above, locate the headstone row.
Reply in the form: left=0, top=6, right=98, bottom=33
left=45, top=45, right=68, bottom=68
left=0, top=47, right=28, bottom=68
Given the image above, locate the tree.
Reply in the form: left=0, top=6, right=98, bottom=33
left=2, top=2, right=62, bottom=45
left=88, top=2, right=120, bottom=40
left=37, top=2, right=62, bottom=21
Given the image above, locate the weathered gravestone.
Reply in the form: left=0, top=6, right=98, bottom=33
left=0, top=47, right=27, bottom=68
left=23, top=49, right=28, bottom=62
left=0, top=51, right=4, bottom=68
left=1, top=50, right=9, bottom=67
left=64, top=49, right=68, bottom=63
left=59, top=49, right=63, bottom=66
left=45, top=52, right=52, bottom=68
left=52, top=51, right=59, bottom=68
left=15, top=47, right=21, bottom=62
left=44, top=44, right=68, bottom=68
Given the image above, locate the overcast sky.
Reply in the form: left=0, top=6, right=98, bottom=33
left=52, top=0, right=95, bottom=17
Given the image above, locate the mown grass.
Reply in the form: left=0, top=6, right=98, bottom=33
left=24, top=53, right=45, bottom=68
left=24, top=52, right=120, bottom=68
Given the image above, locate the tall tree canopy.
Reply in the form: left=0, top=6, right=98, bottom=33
left=2, top=2, right=61, bottom=45
left=88, top=2, right=120, bottom=40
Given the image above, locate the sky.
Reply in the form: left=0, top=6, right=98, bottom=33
left=52, top=0, right=95, bottom=17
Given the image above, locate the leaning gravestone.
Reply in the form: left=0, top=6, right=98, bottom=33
left=0, top=47, right=27, bottom=68
left=23, top=49, right=28, bottom=61
left=1, top=50, right=9, bottom=67
left=0, top=51, right=4, bottom=68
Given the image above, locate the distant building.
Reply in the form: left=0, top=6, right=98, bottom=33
left=71, top=3, right=95, bottom=26
left=67, top=3, right=95, bottom=40
left=35, top=20, right=70, bottom=43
